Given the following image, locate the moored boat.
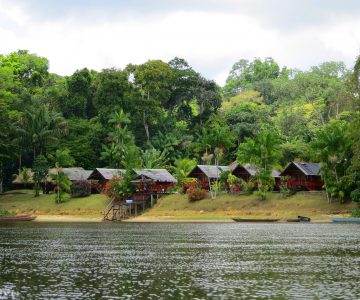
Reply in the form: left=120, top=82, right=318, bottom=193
left=330, top=218, right=360, bottom=223
left=0, top=215, right=36, bottom=221
left=232, top=218, right=279, bottom=223
left=286, top=216, right=311, bottom=222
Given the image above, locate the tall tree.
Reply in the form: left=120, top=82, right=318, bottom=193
left=14, top=105, right=67, bottom=160
left=237, top=129, right=280, bottom=200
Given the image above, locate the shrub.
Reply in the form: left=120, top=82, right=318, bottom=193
left=351, top=188, right=360, bottom=203
left=188, top=186, right=207, bottom=202
left=0, top=209, right=16, bottom=217
left=351, top=207, right=360, bottom=217
left=71, top=180, right=91, bottom=198
left=103, top=174, right=135, bottom=201
left=241, top=178, right=256, bottom=194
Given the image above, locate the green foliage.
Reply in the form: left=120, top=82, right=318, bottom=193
left=223, top=57, right=280, bottom=98
left=14, top=105, right=67, bottom=158
left=173, top=158, right=197, bottom=186
left=32, top=155, right=49, bottom=197
left=351, top=207, right=360, bottom=217
left=142, top=148, right=168, bottom=169
left=196, top=115, right=235, bottom=153
left=227, top=174, right=241, bottom=193
left=0, top=208, right=16, bottom=217
left=103, top=173, right=135, bottom=201
left=351, top=188, right=360, bottom=203
left=224, top=102, right=270, bottom=145
left=312, top=119, right=352, bottom=202
left=50, top=171, right=71, bottom=204
left=48, top=149, right=74, bottom=203
left=101, top=110, right=141, bottom=169
left=238, top=129, right=280, bottom=200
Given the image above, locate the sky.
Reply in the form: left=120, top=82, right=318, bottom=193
left=1, top=0, right=360, bottom=85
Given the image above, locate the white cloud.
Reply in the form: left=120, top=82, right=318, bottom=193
left=0, top=0, right=359, bottom=85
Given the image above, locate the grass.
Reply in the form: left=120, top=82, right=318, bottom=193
left=0, top=189, right=109, bottom=215
left=0, top=189, right=357, bottom=220
left=144, top=191, right=357, bottom=219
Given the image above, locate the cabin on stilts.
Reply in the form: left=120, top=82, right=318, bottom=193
left=103, top=169, right=177, bottom=221
left=87, top=168, right=126, bottom=192
left=280, top=162, right=323, bottom=191
left=186, top=165, right=231, bottom=189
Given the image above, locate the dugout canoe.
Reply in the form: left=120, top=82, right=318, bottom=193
left=0, top=215, right=36, bottom=221
left=232, top=218, right=279, bottom=223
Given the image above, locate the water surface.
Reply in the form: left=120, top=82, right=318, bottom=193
left=0, top=222, right=359, bottom=299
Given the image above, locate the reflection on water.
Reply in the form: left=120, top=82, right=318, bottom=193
left=0, top=222, right=360, bottom=299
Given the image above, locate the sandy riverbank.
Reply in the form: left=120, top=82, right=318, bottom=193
left=32, top=214, right=334, bottom=223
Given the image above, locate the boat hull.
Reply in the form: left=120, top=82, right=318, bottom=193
left=232, top=218, right=279, bottom=223
left=0, top=215, right=36, bottom=221
left=331, top=218, right=360, bottom=223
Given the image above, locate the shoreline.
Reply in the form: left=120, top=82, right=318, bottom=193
left=30, top=214, right=335, bottom=223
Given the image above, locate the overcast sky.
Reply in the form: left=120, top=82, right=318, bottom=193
left=1, top=0, right=360, bottom=85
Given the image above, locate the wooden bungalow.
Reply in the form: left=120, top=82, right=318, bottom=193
left=45, top=167, right=93, bottom=192
left=280, top=162, right=323, bottom=191
left=132, top=169, right=177, bottom=195
left=186, top=165, right=231, bottom=189
left=104, top=169, right=176, bottom=221
left=88, top=168, right=126, bottom=192
left=230, top=162, right=281, bottom=189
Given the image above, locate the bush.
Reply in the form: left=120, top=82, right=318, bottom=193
left=351, top=207, right=360, bottom=217
left=351, top=188, right=360, bottom=203
left=71, top=180, right=91, bottom=198
left=0, top=209, right=16, bottom=217
left=103, top=174, right=135, bottom=201
left=188, top=186, right=207, bottom=202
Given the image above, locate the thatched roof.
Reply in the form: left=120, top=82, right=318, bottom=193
left=190, top=165, right=231, bottom=179
left=47, top=167, right=92, bottom=181
left=281, top=162, right=320, bottom=176
left=63, top=168, right=92, bottom=181
left=89, top=168, right=126, bottom=180
left=133, top=169, right=177, bottom=183
left=232, top=163, right=281, bottom=178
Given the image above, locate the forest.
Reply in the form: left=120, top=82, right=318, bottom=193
left=0, top=50, right=360, bottom=204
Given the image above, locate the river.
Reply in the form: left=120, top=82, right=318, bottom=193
left=0, top=222, right=359, bottom=299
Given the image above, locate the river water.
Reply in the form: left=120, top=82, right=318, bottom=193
left=0, top=222, right=359, bottom=299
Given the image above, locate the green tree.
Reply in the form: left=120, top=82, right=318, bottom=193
left=237, top=129, right=280, bottom=200
left=49, top=149, right=74, bottom=203
left=101, top=110, right=141, bottom=168
left=93, top=68, right=130, bottom=122
left=312, top=119, right=351, bottom=202
left=32, top=154, right=49, bottom=197
left=173, top=158, right=197, bottom=186
left=14, top=105, right=67, bottom=160
left=132, top=60, right=173, bottom=142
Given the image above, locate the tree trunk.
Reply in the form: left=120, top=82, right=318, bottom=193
left=143, top=111, right=150, bottom=142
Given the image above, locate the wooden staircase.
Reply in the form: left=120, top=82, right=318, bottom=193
left=103, top=193, right=162, bottom=221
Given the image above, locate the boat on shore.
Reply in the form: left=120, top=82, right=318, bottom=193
left=0, top=215, right=36, bottom=221
left=286, top=216, right=311, bottom=223
left=232, top=218, right=279, bottom=223
left=330, top=218, right=360, bottom=223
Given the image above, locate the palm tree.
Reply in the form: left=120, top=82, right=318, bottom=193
left=14, top=105, right=67, bottom=160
